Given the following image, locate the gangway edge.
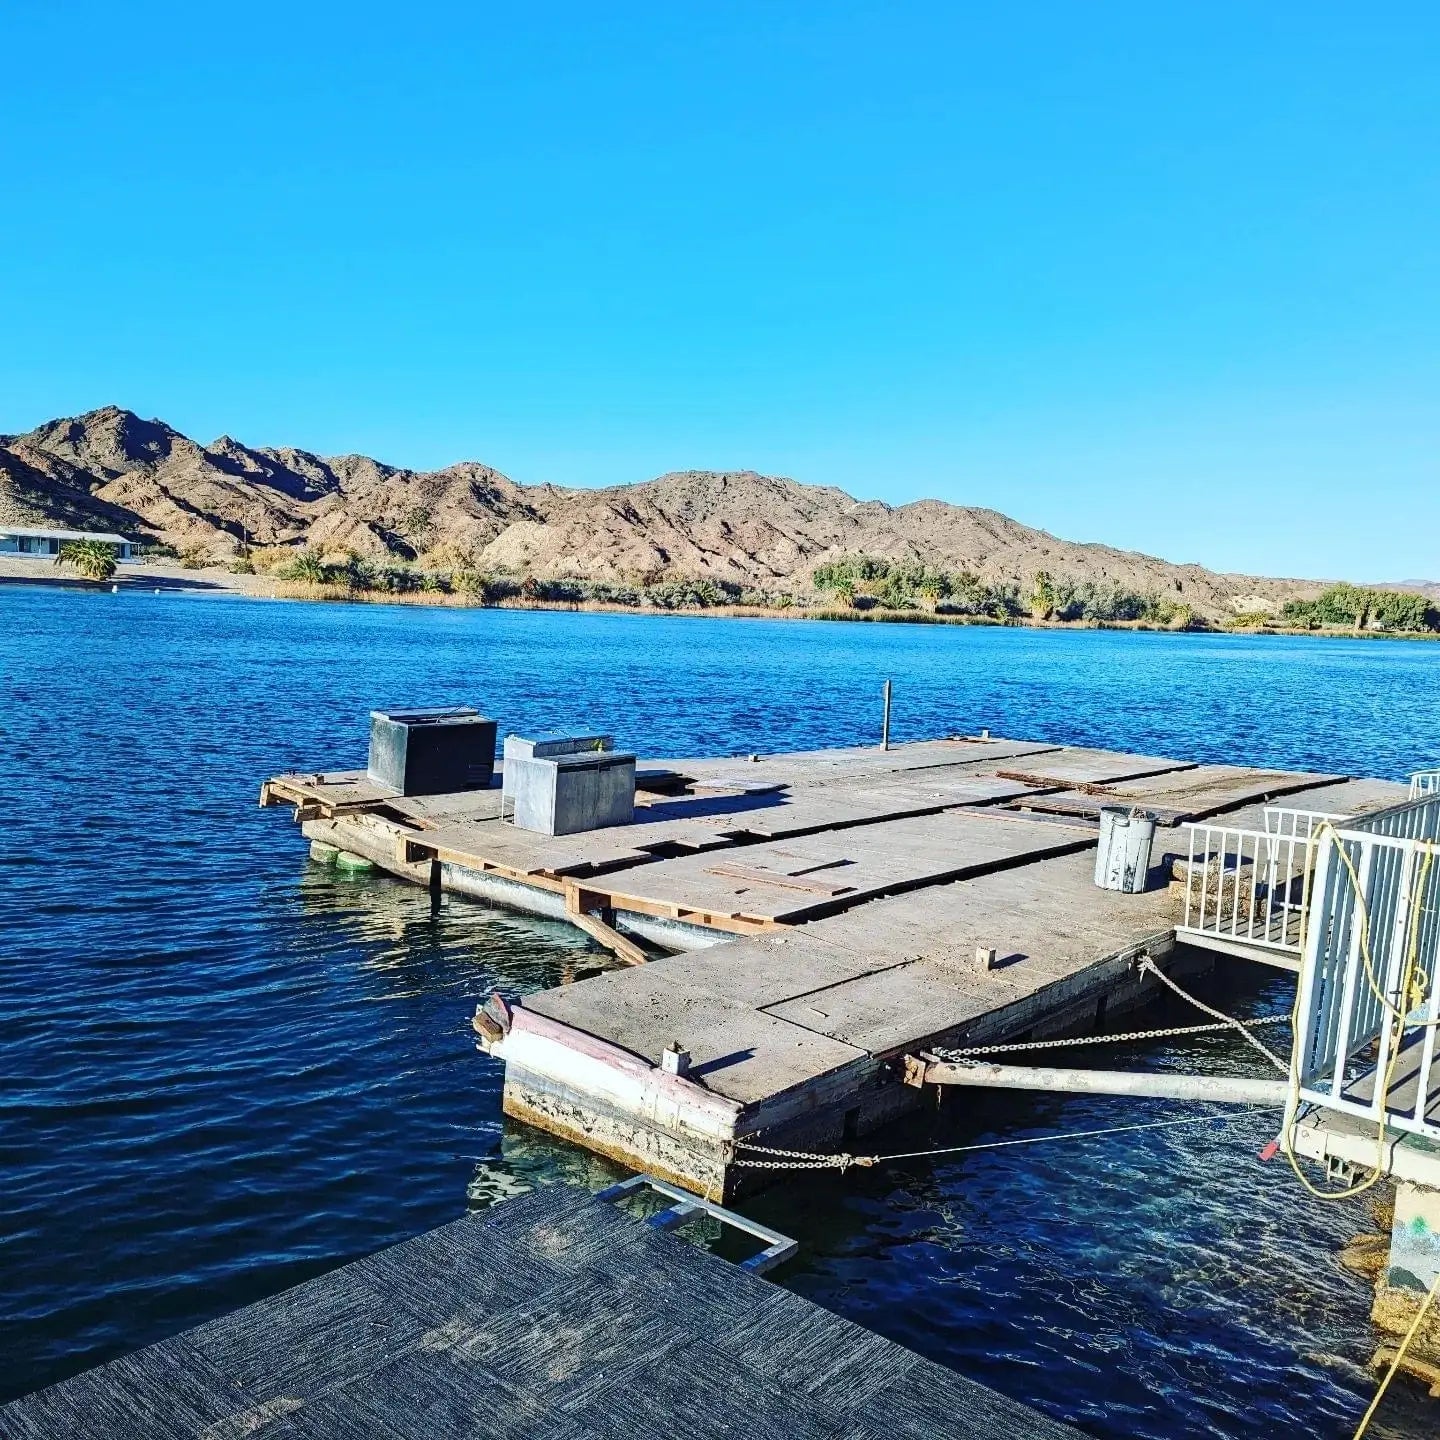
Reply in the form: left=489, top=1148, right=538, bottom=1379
left=1286, top=784, right=1440, bottom=1380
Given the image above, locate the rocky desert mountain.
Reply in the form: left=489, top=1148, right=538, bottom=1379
left=1, top=405, right=1321, bottom=615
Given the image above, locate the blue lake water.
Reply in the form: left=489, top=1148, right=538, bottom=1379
left=2, top=586, right=1438, bottom=1436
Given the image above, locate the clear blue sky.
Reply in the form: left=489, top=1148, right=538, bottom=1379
left=2, top=3, right=1436, bottom=580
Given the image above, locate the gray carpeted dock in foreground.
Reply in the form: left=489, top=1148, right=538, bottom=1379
left=0, top=1183, right=1081, bottom=1440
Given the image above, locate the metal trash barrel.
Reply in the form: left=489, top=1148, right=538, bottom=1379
left=1094, top=806, right=1158, bottom=893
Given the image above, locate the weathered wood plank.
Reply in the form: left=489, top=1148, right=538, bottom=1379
left=528, top=982, right=873, bottom=1104
left=992, top=745, right=1194, bottom=788
left=567, top=909, right=650, bottom=966
left=1009, top=764, right=1347, bottom=824
left=585, top=809, right=1095, bottom=924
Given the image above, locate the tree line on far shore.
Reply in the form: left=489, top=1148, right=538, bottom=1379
left=262, top=549, right=797, bottom=611
left=55, top=539, right=1440, bottom=633
left=811, top=557, right=1197, bottom=627
left=812, top=557, right=1440, bottom=633
left=1279, top=583, right=1438, bottom=633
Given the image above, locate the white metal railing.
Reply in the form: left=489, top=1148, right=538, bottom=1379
left=1177, top=809, right=1331, bottom=954
left=1263, top=806, right=1345, bottom=840
left=1410, top=769, right=1440, bottom=799
left=1293, top=793, right=1440, bottom=1144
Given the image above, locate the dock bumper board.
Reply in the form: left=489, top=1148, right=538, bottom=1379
left=494, top=1007, right=744, bottom=1196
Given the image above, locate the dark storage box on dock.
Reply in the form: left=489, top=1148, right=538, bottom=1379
left=368, top=707, right=497, bottom=796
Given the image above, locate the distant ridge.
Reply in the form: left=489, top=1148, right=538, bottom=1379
left=1381, top=579, right=1440, bottom=601
left=1, top=405, right=1322, bottom=617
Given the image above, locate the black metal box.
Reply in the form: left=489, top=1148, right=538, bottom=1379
left=367, top=706, right=497, bottom=796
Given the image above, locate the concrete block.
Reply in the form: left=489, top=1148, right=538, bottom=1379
left=1387, top=1179, right=1440, bottom=1294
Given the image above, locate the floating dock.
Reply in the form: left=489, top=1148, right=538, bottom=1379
left=262, top=732, right=1407, bottom=1199
left=0, top=1182, right=1082, bottom=1439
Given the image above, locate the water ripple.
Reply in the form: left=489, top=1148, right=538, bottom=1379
left=1, top=589, right=1436, bottom=1436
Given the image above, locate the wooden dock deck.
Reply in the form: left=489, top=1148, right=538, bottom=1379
left=260, top=734, right=1409, bottom=1198
left=0, top=1183, right=1082, bottom=1440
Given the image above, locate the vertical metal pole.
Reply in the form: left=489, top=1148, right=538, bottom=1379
left=1230, top=829, right=1244, bottom=936
left=1196, top=826, right=1209, bottom=934
left=1183, top=826, right=1196, bottom=930
left=881, top=679, right=892, bottom=750
left=1328, top=838, right=1375, bottom=1101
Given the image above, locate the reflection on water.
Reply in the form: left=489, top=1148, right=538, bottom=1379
left=3, top=588, right=1439, bottom=1436
left=467, top=1120, right=631, bottom=1210
left=292, top=864, right=616, bottom=996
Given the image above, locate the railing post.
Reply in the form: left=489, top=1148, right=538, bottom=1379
left=1412, top=854, right=1440, bottom=1127
left=1292, top=828, right=1338, bottom=1098
left=1329, top=839, right=1378, bottom=1105
left=1230, top=828, right=1245, bottom=937
left=1184, top=826, right=1197, bottom=929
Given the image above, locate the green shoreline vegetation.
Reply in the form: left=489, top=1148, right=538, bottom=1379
left=52, top=543, right=1440, bottom=638
left=53, top=538, right=119, bottom=582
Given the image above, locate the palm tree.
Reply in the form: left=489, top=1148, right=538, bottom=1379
left=54, top=539, right=118, bottom=582
left=1030, top=571, right=1057, bottom=621
left=287, top=551, right=327, bottom=584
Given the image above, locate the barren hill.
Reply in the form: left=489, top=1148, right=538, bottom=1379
left=1, top=405, right=1320, bottom=616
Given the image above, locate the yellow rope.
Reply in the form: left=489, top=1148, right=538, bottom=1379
left=1352, top=1271, right=1440, bottom=1439
left=1335, top=833, right=1437, bottom=1029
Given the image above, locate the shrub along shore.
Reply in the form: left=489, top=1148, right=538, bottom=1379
left=58, top=544, right=1440, bottom=638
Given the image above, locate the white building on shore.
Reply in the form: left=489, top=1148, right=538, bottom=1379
left=0, top=525, right=134, bottom=560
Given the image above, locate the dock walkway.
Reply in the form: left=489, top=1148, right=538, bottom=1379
left=261, top=735, right=1408, bottom=1197
left=0, top=1184, right=1082, bottom=1440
